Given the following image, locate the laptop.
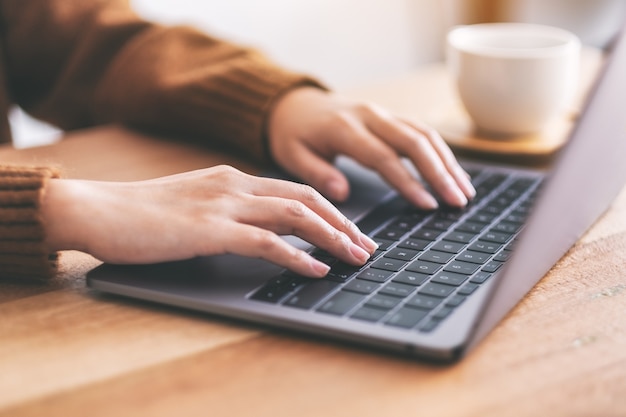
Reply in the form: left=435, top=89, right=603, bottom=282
left=87, top=23, right=626, bottom=362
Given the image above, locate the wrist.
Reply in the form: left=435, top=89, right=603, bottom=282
left=41, top=179, right=89, bottom=253
left=266, top=86, right=328, bottom=158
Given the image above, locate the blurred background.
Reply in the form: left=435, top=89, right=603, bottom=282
left=12, top=0, right=625, bottom=148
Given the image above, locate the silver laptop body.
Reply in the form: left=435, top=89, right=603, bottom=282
left=87, top=23, right=626, bottom=362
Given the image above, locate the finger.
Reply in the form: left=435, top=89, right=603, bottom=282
left=327, top=115, right=440, bottom=209
left=234, top=194, right=373, bottom=266
left=243, top=174, right=378, bottom=253
left=405, top=119, right=476, bottom=199
left=362, top=109, right=469, bottom=207
left=274, top=141, right=350, bottom=202
left=216, top=222, right=331, bottom=277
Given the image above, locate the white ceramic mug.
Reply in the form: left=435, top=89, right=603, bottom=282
left=447, top=23, right=581, bottom=136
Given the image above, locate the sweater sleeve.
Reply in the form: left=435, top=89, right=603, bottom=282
left=0, top=0, right=326, bottom=161
left=0, top=165, right=60, bottom=280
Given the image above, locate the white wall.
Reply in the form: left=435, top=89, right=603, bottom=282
left=501, top=0, right=626, bottom=48
left=130, top=0, right=447, bottom=89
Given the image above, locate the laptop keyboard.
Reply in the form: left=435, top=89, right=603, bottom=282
left=249, top=168, right=542, bottom=333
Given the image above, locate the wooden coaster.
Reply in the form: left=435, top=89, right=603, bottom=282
left=432, top=102, right=576, bottom=161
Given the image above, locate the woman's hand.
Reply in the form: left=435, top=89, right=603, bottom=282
left=41, top=166, right=378, bottom=277
left=268, top=87, right=475, bottom=209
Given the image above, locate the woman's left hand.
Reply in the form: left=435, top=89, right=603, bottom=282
left=267, top=87, right=475, bottom=210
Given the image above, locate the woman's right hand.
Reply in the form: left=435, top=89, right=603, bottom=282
left=41, top=165, right=378, bottom=277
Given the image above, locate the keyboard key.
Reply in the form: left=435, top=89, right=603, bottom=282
left=400, top=210, right=431, bottom=222
left=371, top=258, right=407, bottom=272
left=366, top=294, right=402, bottom=310
left=468, top=240, right=502, bottom=254
left=468, top=212, right=497, bottom=224
left=326, top=262, right=360, bottom=282
left=375, top=228, right=405, bottom=241
left=470, top=271, right=492, bottom=284
left=432, top=306, right=454, bottom=320
left=385, top=247, right=419, bottom=261
left=392, top=271, right=429, bottom=286
left=418, top=250, right=455, bottom=264
left=385, top=307, right=429, bottom=329
left=419, top=282, right=456, bottom=298
left=397, top=238, right=431, bottom=251
left=372, top=238, right=394, bottom=250
left=356, top=268, right=394, bottom=283
left=284, top=281, right=339, bottom=309
left=482, top=261, right=504, bottom=273
left=492, top=251, right=511, bottom=262
left=423, top=218, right=455, bottom=231
left=444, top=261, right=480, bottom=275
left=456, top=250, right=490, bottom=265
left=351, top=306, right=388, bottom=322
left=431, top=240, right=465, bottom=254
left=418, top=319, right=440, bottom=333
left=250, top=274, right=307, bottom=303
left=490, top=194, right=516, bottom=208
left=435, top=209, right=465, bottom=221
left=481, top=204, right=506, bottom=215
left=431, top=271, right=469, bottom=286
left=504, top=213, right=526, bottom=224
left=407, top=260, right=442, bottom=275
left=493, top=221, right=521, bottom=233
left=388, top=217, right=418, bottom=231
left=411, top=228, right=443, bottom=241
left=343, top=279, right=380, bottom=294
left=481, top=231, right=513, bottom=244
left=405, top=293, right=442, bottom=310
left=446, top=294, right=467, bottom=307
left=458, top=283, right=480, bottom=295
left=250, top=281, right=294, bottom=303
left=443, top=231, right=476, bottom=244
left=369, top=249, right=385, bottom=261
left=379, top=282, right=416, bottom=298
left=455, top=221, right=486, bottom=234
left=317, top=291, right=364, bottom=316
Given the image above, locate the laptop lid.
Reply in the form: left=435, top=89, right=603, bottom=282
left=468, top=22, right=626, bottom=352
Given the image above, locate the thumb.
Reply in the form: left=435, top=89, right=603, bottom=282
left=280, top=145, right=350, bottom=202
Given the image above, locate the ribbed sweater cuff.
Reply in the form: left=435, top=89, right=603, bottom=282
left=0, top=166, right=61, bottom=280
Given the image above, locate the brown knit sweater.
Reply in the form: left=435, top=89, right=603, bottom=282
left=0, top=0, right=324, bottom=280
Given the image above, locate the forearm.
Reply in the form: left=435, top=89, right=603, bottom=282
left=2, top=0, right=327, bottom=162
left=36, top=167, right=376, bottom=277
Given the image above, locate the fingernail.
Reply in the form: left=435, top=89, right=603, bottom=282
left=414, top=190, right=439, bottom=210
left=462, top=176, right=476, bottom=199
left=311, top=258, right=331, bottom=277
left=359, top=234, right=379, bottom=253
left=458, top=168, right=476, bottom=199
left=444, top=175, right=468, bottom=207
left=452, top=187, right=468, bottom=207
left=350, top=243, right=371, bottom=263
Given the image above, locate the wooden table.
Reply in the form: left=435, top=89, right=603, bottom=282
left=2, top=58, right=626, bottom=417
